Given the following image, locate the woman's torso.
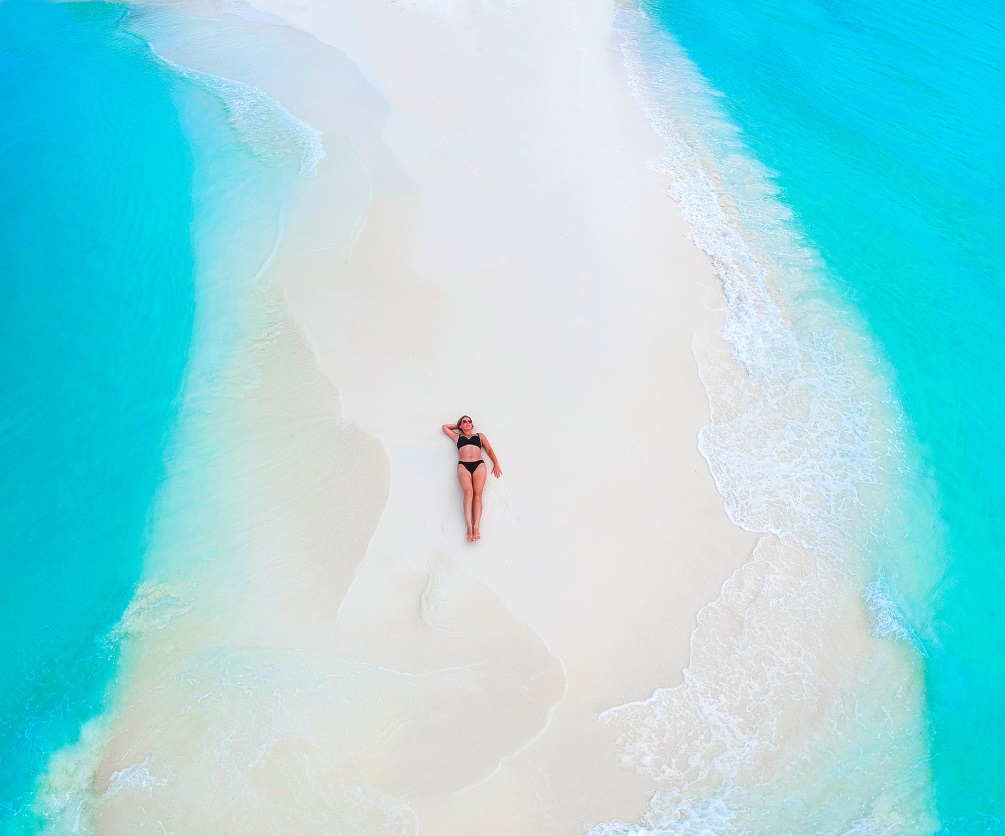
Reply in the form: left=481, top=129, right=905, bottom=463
left=456, top=432, right=483, bottom=462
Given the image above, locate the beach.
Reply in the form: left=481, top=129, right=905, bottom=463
left=28, top=0, right=938, bottom=832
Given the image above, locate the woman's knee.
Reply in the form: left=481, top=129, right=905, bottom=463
left=463, top=487, right=474, bottom=499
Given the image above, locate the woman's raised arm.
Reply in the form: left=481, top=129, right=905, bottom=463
left=442, top=422, right=460, bottom=441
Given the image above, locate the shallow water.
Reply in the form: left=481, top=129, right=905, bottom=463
left=610, top=0, right=1005, bottom=829
left=0, top=1, right=310, bottom=827
left=0, top=2, right=195, bottom=822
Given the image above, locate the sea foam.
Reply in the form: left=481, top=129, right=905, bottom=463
left=615, top=7, right=899, bottom=557
left=593, top=7, right=938, bottom=832
left=154, top=51, right=326, bottom=178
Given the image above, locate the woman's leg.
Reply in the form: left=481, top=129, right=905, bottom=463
left=471, top=462, right=487, bottom=539
left=457, top=464, right=475, bottom=541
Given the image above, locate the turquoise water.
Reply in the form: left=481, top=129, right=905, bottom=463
left=0, top=1, right=195, bottom=824
left=1, top=1, right=322, bottom=827
left=642, top=0, right=1005, bottom=829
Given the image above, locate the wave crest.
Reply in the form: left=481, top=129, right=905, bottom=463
left=159, top=53, right=326, bottom=178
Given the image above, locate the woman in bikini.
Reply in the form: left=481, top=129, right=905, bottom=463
left=441, top=415, right=502, bottom=541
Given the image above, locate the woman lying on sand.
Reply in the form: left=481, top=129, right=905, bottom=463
left=441, top=415, right=502, bottom=541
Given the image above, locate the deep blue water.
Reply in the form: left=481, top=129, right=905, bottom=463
left=0, top=0, right=195, bottom=824
left=644, top=0, right=1005, bottom=828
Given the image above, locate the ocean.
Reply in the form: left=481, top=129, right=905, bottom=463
left=0, top=1, right=196, bottom=823
left=601, top=0, right=1005, bottom=831
left=0, top=1, right=307, bottom=829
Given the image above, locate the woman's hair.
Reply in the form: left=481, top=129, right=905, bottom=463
left=457, top=414, right=472, bottom=429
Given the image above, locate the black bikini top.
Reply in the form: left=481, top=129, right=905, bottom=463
left=457, top=432, right=482, bottom=450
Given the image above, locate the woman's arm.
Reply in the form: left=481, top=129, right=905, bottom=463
left=480, top=434, right=502, bottom=478
left=442, top=423, right=460, bottom=441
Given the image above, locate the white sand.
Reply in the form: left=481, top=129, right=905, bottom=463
left=267, top=0, right=757, bottom=691
left=39, top=0, right=771, bottom=832
left=261, top=1, right=760, bottom=824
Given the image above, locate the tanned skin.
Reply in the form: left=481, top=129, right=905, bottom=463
left=441, top=415, right=502, bottom=541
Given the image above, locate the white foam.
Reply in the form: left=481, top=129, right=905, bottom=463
left=864, top=572, right=925, bottom=650
left=615, top=6, right=904, bottom=559
left=105, top=760, right=168, bottom=797
left=33, top=718, right=111, bottom=835
left=109, top=582, right=192, bottom=640
left=593, top=8, right=938, bottom=832
left=599, top=539, right=833, bottom=788
left=155, top=51, right=326, bottom=178
left=31, top=585, right=190, bottom=833
left=587, top=788, right=738, bottom=835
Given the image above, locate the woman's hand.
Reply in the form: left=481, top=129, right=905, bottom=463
left=492, top=465, right=502, bottom=478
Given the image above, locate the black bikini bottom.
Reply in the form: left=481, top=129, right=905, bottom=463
left=459, top=460, right=485, bottom=475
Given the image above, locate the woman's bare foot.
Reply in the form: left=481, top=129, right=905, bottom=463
left=473, top=528, right=481, bottom=540
left=467, top=529, right=475, bottom=542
